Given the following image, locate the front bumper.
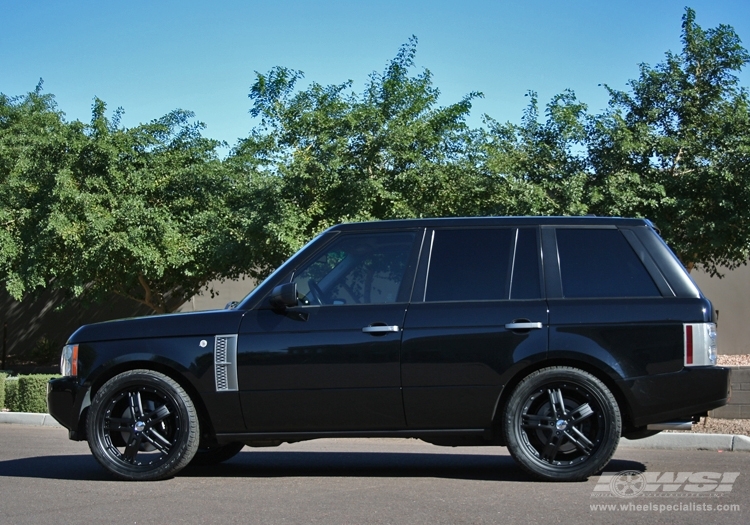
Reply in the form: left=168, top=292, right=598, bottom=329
left=47, top=376, right=90, bottom=440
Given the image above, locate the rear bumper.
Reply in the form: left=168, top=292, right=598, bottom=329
left=619, top=366, right=731, bottom=427
left=47, top=376, right=89, bottom=440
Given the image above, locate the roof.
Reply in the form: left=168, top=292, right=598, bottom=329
left=327, top=216, right=652, bottom=231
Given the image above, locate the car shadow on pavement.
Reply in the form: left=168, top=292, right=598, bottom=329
left=183, top=451, right=646, bottom=483
left=0, top=454, right=111, bottom=481
left=0, top=452, right=645, bottom=483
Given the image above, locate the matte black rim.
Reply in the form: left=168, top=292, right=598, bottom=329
left=99, top=385, right=183, bottom=469
left=518, top=381, right=606, bottom=467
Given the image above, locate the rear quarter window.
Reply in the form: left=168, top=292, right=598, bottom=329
left=556, top=228, right=661, bottom=298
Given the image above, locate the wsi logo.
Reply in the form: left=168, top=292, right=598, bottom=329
left=591, top=471, right=740, bottom=498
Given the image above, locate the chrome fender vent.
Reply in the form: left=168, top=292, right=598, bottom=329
left=214, top=334, right=238, bottom=392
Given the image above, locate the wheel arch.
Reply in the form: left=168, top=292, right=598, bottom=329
left=79, top=359, right=215, bottom=443
left=493, top=357, right=635, bottom=437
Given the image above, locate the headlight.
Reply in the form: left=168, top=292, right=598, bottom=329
left=60, top=344, right=79, bottom=377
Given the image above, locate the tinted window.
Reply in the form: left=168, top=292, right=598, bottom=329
left=293, top=232, right=416, bottom=305
left=426, top=228, right=514, bottom=301
left=511, top=228, right=542, bottom=299
left=556, top=228, right=661, bottom=298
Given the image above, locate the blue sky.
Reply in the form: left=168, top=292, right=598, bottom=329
left=3, top=1, right=749, bottom=150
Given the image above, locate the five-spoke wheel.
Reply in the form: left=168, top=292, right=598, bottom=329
left=87, top=369, right=199, bottom=481
left=503, top=367, right=621, bottom=481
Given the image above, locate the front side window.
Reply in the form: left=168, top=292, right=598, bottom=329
left=556, top=228, right=661, bottom=298
left=292, top=232, right=417, bottom=305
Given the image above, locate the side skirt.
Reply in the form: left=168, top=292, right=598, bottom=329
left=216, top=428, right=494, bottom=446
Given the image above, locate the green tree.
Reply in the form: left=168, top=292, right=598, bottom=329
left=1, top=87, right=248, bottom=313
left=228, top=37, right=490, bottom=278
left=482, top=90, right=591, bottom=216
left=588, top=8, right=750, bottom=274
left=0, top=82, right=76, bottom=299
left=49, top=101, right=249, bottom=313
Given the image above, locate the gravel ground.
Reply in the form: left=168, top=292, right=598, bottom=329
left=686, top=417, right=750, bottom=437
left=718, top=354, right=750, bottom=366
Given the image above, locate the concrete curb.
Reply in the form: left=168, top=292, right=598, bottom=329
left=0, top=412, right=62, bottom=427
left=620, top=433, right=750, bottom=452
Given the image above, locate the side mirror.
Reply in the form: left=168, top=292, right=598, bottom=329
left=269, top=282, right=298, bottom=309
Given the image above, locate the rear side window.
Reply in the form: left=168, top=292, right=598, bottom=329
left=426, top=229, right=513, bottom=301
left=425, top=228, right=541, bottom=301
left=556, top=228, right=661, bottom=298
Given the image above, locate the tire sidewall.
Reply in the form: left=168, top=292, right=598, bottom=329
left=87, top=369, right=199, bottom=481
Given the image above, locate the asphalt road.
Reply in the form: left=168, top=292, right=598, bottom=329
left=0, top=425, right=748, bottom=525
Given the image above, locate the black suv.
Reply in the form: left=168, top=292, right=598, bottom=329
left=48, top=217, right=730, bottom=481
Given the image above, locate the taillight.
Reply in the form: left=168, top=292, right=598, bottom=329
left=684, top=323, right=717, bottom=366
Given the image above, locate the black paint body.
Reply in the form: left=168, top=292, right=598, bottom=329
left=48, top=217, right=731, bottom=444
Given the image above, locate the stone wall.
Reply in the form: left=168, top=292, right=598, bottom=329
left=709, top=367, right=750, bottom=419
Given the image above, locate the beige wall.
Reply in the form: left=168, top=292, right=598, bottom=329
left=178, top=276, right=257, bottom=312
left=692, top=265, right=750, bottom=356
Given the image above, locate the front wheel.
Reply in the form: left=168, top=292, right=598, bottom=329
left=503, top=366, right=621, bottom=481
left=87, top=369, right=200, bottom=481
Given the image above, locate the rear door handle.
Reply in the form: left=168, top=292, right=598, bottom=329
left=362, top=325, right=400, bottom=333
left=504, top=322, right=543, bottom=330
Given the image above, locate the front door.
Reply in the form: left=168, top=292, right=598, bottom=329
left=237, top=230, right=422, bottom=432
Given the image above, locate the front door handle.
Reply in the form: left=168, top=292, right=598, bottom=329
left=362, top=325, right=400, bottom=333
left=504, top=322, right=543, bottom=330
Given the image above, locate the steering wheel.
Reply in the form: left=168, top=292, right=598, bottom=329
left=307, top=279, right=325, bottom=305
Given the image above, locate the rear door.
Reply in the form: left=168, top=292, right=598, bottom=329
left=401, top=226, right=548, bottom=429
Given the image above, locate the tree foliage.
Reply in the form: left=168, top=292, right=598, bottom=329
left=0, top=82, right=73, bottom=299
left=2, top=9, right=750, bottom=314
left=482, top=90, right=591, bottom=216
left=228, top=37, right=492, bottom=277
left=588, top=8, right=750, bottom=274
left=1, top=89, right=247, bottom=312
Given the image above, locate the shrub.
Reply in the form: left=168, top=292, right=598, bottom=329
left=15, top=374, right=60, bottom=413
left=5, top=377, right=19, bottom=411
left=0, top=373, right=5, bottom=409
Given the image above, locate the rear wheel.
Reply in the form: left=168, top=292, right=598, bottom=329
left=87, top=369, right=199, bottom=481
left=503, top=366, right=621, bottom=481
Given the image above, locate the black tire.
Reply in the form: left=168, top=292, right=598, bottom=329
left=503, top=366, right=621, bottom=482
left=87, top=369, right=199, bottom=481
left=190, top=442, right=245, bottom=466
